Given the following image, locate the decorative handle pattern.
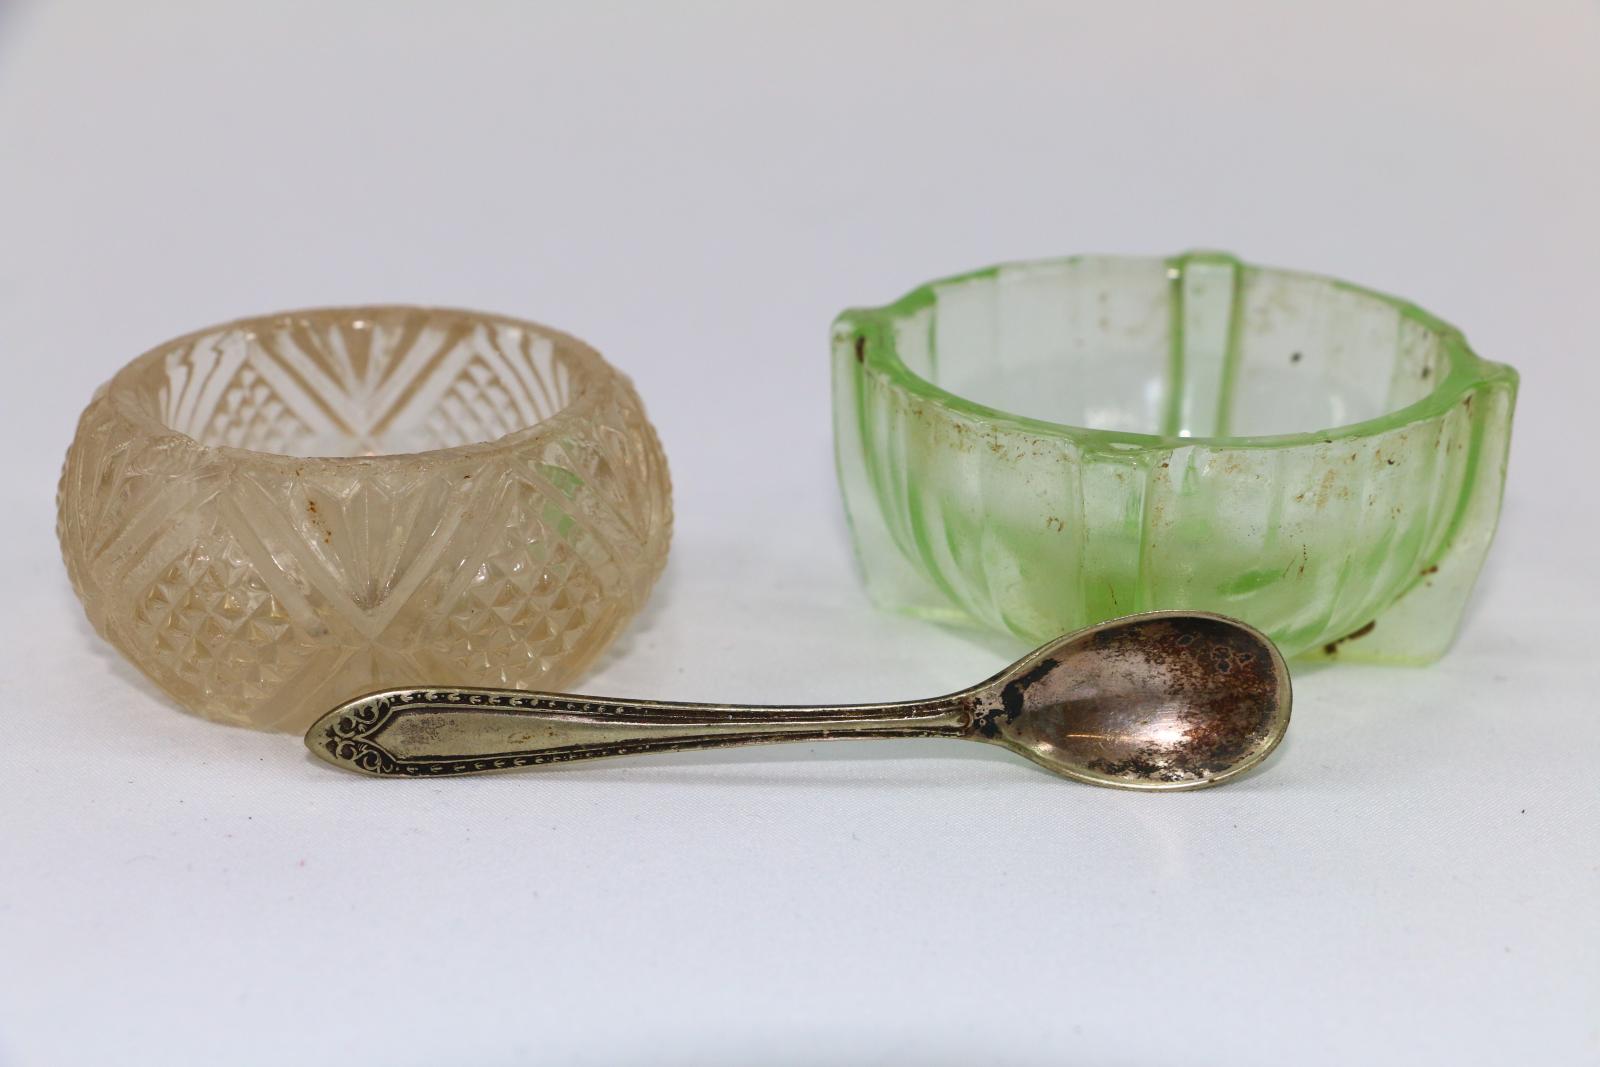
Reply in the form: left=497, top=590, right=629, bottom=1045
left=308, top=687, right=975, bottom=777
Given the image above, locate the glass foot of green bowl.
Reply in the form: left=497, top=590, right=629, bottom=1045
left=832, top=252, right=1517, bottom=664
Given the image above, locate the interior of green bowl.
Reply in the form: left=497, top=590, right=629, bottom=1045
left=872, top=251, right=1478, bottom=443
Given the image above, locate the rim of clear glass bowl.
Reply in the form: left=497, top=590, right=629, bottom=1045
left=840, top=250, right=1515, bottom=448
left=104, top=304, right=617, bottom=466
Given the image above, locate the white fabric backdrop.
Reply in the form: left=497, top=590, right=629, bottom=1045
left=1, top=2, right=1595, bottom=1063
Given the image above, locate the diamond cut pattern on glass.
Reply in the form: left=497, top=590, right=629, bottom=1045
left=59, top=308, right=671, bottom=730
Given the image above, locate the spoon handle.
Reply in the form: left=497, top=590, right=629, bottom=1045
left=306, top=687, right=974, bottom=777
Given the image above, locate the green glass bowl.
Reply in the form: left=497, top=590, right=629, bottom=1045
left=832, top=251, right=1517, bottom=663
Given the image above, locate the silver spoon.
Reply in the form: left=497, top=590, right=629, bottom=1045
left=305, top=611, right=1291, bottom=790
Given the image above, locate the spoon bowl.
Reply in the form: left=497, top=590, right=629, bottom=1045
left=307, top=611, right=1291, bottom=789
left=971, top=612, right=1291, bottom=789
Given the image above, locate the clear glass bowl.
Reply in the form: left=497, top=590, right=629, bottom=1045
left=58, top=307, right=672, bottom=730
left=833, top=252, right=1517, bottom=663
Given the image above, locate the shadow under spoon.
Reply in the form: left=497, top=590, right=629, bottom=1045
left=305, top=611, right=1292, bottom=790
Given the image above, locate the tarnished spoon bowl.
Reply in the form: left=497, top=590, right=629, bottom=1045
left=307, top=611, right=1291, bottom=790
left=973, top=611, right=1291, bottom=788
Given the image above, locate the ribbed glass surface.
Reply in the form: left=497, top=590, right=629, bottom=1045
left=833, top=252, right=1516, bottom=663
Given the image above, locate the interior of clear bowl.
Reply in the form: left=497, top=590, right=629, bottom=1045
left=888, top=255, right=1450, bottom=438
left=119, top=308, right=582, bottom=457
